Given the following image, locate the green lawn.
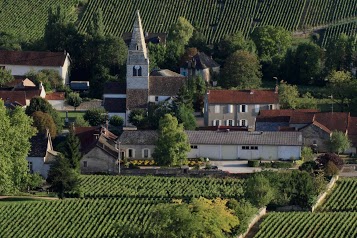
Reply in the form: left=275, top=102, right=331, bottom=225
left=59, top=111, right=86, bottom=125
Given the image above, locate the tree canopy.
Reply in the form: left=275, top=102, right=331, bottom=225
left=31, top=111, right=57, bottom=138
left=0, top=101, right=37, bottom=194
left=328, top=130, right=351, bottom=154
left=220, top=50, right=262, bottom=89
left=83, top=108, right=107, bottom=126
left=0, top=68, right=14, bottom=88
left=153, top=114, right=190, bottom=166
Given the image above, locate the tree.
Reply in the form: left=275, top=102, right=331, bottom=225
left=27, top=173, right=44, bottom=190
left=220, top=50, right=262, bottom=89
left=109, top=115, right=124, bottom=127
left=128, top=109, right=149, bottom=129
left=0, top=68, right=14, bottom=88
left=74, top=116, right=90, bottom=127
left=59, top=127, right=81, bottom=170
left=177, top=104, right=196, bottom=130
left=297, top=92, right=318, bottom=109
left=188, top=29, right=209, bottom=53
left=47, top=154, right=79, bottom=198
left=67, top=92, right=82, bottom=108
left=167, top=17, right=194, bottom=46
left=26, top=69, right=64, bottom=91
left=245, top=174, right=274, bottom=207
left=153, top=114, right=190, bottom=166
left=301, top=147, right=315, bottom=162
left=317, top=153, right=344, bottom=170
left=278, top=82, right=299, bottom=109
left=120, top=197, right=239, bottom=238
left=83, top=108, right=107, bottom=126
left=0, top=31, right=21, bottom=50
left=0, top=101, right=37, bottom=194
left=31, top=111, right=57, bottom=138
left=26, top=97, right=63, bottom=135
left=328, top=130, right=351, bottom=154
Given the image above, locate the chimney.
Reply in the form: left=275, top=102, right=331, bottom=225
left=274, top=85, right=279, bottom=93
left=39, top=81, right=43, bottom=90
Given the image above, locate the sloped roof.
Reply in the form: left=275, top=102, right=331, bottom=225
left=181, top=52, right=220, bottom=69
left=120, top=130, right=158, bottom=145
left=46, top=92, right=65, bottom=100
left=348, top=117, right=357, bottom=135
left=0, top=50, right=68, bottom=67
left=299, top=121, right=331, bottom=134
left=259, top=109, right=319, bottom=117
left=149, top=76, right=185, bottom=96
left=289, top=112, right=315, bottom=124
left=103, top=82, right=126, bottom=94
left=0, top=91, right=26, bottom=106
left=122, top=32, right=167, bottom=45
left=104, top=98, right=126, bottom=113
left=186, top=131, right=302, bottom=146
left=126, top=89, right=148, bottom=109
left=28, top=133, right=49, bottom=157
left=150, top=69, right=184, bottom=77
left=208, top=90, right=279, bottom=104
left=314, top=112, right=349, bottom=133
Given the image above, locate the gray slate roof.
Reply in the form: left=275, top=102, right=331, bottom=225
left=119, top=130, right=302, bottom=146
left=186, top=131, right=302, bottom=146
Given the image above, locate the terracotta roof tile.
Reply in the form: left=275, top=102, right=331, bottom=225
left=0, top=91, right=26, bottom=106
left=259, top=109, right=319, bottom=117
left=45, top=92, right=65, bottom=100
left=149, top=76, right=185, bottom=96
left=348, top=117, right=357, bottom=135
left=0, top=50, right=68, bottom=67
left=314, top=112, right=349, bottom=132
left=208, top=89, right=279, bottom=104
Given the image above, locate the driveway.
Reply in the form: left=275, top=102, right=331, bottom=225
left=209, top=160, right=262, bottom=174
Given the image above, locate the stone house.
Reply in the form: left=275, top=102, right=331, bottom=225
left=26, top=131, right=58, bottom=178
left=204, top=89, right=279, bottom=130
left=0, top=50, right=71, bottom=85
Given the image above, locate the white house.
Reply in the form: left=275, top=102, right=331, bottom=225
left=0, top=50, right=71, bottom=85
left=27, top=131, right=58, bottom=178
left=118, top=130, right=302, bottom=160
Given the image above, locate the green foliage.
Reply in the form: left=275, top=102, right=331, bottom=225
left=317, top=153, right=344, bottom=171
left=74, top=116, right=90, bottom=127
left=301, top=147, right=315, bottom=162
left=59, top=127, right=81, bottom=171
left=299, top=161, right=318, bottom=174
left=31, top=111, right=57, bottom=138
left=153, top=114, right=190, bottom=166
left=245, top=174, right=274, bottom=207
left=0, top=101, right=37, bottom=194
left=328, top=130, right=351, bottom=154
left=109, top=115, right=124, bottom=127
left=247, top=160, right=260, bottom=167
left=0, top=68, right=14, bottom=87
left=141, top=197, right=239, bottom=238
left=227, top=199, right=258, bottom=235
left=47, top=154, right=79, bottom=198
left=0, top=31, right=22, bottom=50
left=325, top=161, right=339, bottom=177
left=168, top=17, right=194, bottom=45
left=27, top=173, right=44, bottom=190
left=83, top=108, right=107, bottom=126
left=26, top=97, right=62, bottom=135
left=128, top=108, right=149, bottom=129
left=278, top=82, right=299, bottom=109
left=221, top=50, right=262, bottom=89
left=177, top=104, right=196, bottom=130
left=66, top=92, right=82, bottom=108
left=25, top=69, right=63, bottom=91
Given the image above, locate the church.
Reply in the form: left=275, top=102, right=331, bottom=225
left=103, top=11, right=186, bottom=125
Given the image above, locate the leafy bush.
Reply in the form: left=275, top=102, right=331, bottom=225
left=227, top=199, right=258, bottom=235
left=301, top=147, right=314, bottom=161
left=299, top=161, right=318, bottom=173
left=248, top=160, right=260, bottom=167
left=324, top=161, right=339, bottom=176
left=260, top=161, right=293, bottom=169
left=109, top=115, right=124, bottom=127
left=27, top=173, right=44, bottom=190
left=83, top=108, right=107, bottom=126
left=67, top=92, right=82, bottom=108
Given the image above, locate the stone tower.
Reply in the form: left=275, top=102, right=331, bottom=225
left=126, top=10, right=150, bottom=113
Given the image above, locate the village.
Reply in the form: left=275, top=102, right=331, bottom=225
left=0, top=3, right=357, bottom=238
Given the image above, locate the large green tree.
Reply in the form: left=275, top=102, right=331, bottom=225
left=0, top=31, right=21, bottom=50
left=221, top=50, right=262, bottom=89
left=31, top=111, right=57, bottom=138
left=0, top=68, right=14, bottom=88
left=83, top=108, right=107, bottom=126
left=245, top=174, right=274, bottom=207
left=153, top=114, right=190, bottom=166
left=278, top=82, right=299, bottom=109
left=328, top=130, right=351, bottom=154
left=60, top=127, right=82, bottom=170
left=0, top=101, right=37, bottom=194
left=25, top=69, right=63, bottom=91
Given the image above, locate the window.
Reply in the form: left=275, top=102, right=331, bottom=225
left=133, top=66, right=142, bottom=76
left=239, top=119, right=248, bottom=127
left=191, top=145, right=198, bottom=149
left=155, top=96, right=159, bottom=102
left=242, top=146, right=249, bottom=150
left=28, top=161, right=33, bottom=173
left=255, top=105, right=260, bottom=113
left=214, top=105, right=220, bottom=113
left=240, top=105, right=247, bottom=113
left=226, top=119, right=234, bottom=126
left=269, top=104, right=274, bottom=110
left=227, top=104, right=233, bottom=113
left=83, top=161, right=88, bottom=168
left=128, top=149, right=134, bottom=158
left=143, top=149, right=150, bottom=158
left=213, top=120, right=221, bottom=126
left=250, top=146, right=258, bottom=150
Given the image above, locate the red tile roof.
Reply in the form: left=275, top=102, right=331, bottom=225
left=259, top=109, right=319, bottom=117
left=314, top=112, right=349, bottom=133
left=0, top=50, right=68, bottom=67
left=208, top=89, right=279, bottom=104
left=45, top=92, right=65, bottom=100
left=348, top=117, right=357, bottom=135
left=0, top=91, right=26, bottom=106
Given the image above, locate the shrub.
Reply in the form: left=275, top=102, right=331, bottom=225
left=301, top=147, right=314, bottom=161
left=67, top=92, right=82, bottom=108
left=317, top=153, right=344, bottom=170
left=248, top=160, right=260, bottom=167
left=324, top=161, right=339, bottom=176
left=109, top=115, right=124, bottom=127
left=299, top=161, right=318, bottom=173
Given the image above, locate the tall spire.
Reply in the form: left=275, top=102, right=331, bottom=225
left=129, top=10, right=147, bottom=59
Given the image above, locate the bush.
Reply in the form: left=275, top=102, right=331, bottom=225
left=227, top=199, right=258, bottom=235
left=83, top=108, right=107, bottom=126
left=109, top=115, right=124, bottom=127
left=27, top=173, right=44, bottom=190
left=324, top=161, right=339, bottom=176
left=67, top=92, right=82, bottom=108
left=301, top=147, right=314, bottom=161
left=260, top=161, right=293, bottom=169
left=299, top=161, right=318, bottom=173
left=248, top=160, right=260, bottom=167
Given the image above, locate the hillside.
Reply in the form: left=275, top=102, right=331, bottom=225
left=0, top=0, right=355, bottom=44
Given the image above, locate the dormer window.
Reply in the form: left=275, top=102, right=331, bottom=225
left=133, top=65, right=142, bottom=76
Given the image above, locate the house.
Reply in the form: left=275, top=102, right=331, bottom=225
left=180, top=52, right=220, bottom=82
left=104, top=11, right=186, bottom=124
left=118, top=130, right=302, bottom=160
left=45, top=92, right=66, bottom=110
left=26, top=131, right=58, bottom=178
left=204, top=89, right=280, bottom=130
left=0, top=50, right=71, bottom=85
left=75, top=126, right=120, bottom=174
left=256, top=110, right=357, bottom=153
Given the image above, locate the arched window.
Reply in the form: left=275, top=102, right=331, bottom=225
left=133, top=65, right=142, bottom=76
left=133, top=66, right=137, bottom=76
left=138, top=66, right=142, bottom=76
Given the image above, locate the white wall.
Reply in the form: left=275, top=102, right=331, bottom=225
left=48, top=100, right=65, bottom=110
left=148, top=95, right=171, bottom=103
left=278, top=146, right=301, bottom=160
left=26, top=157, right=50, bottom=178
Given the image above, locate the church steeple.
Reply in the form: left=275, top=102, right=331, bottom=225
left=129, top=10, right=148, bottom=59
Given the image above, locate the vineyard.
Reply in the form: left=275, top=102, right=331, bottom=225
left=253, top=212, right=357, bottom=238
left=320, top=20, right=357, bottom=47
left=71, top=175, right=244, bottom=199
left=318, top=178, right=357, bottom=212
left=0, top=0, right=79, bottom=42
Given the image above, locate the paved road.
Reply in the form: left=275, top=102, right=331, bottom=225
left=209, top=160, right=262, bottom=174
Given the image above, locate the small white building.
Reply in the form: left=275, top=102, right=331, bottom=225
left=0, top=50, right=71, bottom=85
left=26, top=131, right=58, bottom=178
